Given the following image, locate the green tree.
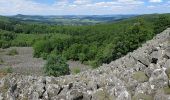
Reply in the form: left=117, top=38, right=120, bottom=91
left=44, top=55, right=70, bottom=77
left=154, top=15, right=170, bottom=34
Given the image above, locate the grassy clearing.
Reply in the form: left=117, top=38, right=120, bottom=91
left=7, top=49, right=18, bottom=56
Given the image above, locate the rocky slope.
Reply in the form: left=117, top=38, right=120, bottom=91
left=0, top=28, right=170, bottom=100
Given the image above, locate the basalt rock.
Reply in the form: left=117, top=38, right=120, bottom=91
left=0, top=28, right=170, bottom=100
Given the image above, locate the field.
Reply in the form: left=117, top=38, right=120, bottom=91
left=0, top=47, right=90, bottom=75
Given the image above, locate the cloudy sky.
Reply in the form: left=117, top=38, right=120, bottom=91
left=0, top=0, right=170, bottom=15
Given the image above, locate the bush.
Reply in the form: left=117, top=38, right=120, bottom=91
left=73, top=67, right=80, bottom=74
left=0, top=40, right=11, bottom=49
left=0, top=67, right=13, bottom=74
left=0, top=58, right=4, bottom=65
left=44, top=55, right=70, bottom=77
left=33, top=40, right=52, bottom=58
left=163, top=87, right=170, bottom=94
left=7, top=49, right=18, bottom=56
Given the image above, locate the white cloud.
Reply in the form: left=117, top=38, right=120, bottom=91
left=118, top=0, right=144, bottom=5
left=147, top=5, right=155, bottom=8
left=149, top=0, right=162, bottom=3
left=73, top=0, right=91, bottom=5
left=0, top=0, right=169, bottom=15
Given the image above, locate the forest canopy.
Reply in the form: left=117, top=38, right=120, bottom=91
left=0, top=14, right=170, bottom=67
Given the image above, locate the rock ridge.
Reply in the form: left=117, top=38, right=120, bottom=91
left=0, top=28, right=170, bottom=100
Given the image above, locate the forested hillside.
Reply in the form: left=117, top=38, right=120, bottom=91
left=0, top=14, right=170, bottom=68
left=9, top=14, right=136, bottom=25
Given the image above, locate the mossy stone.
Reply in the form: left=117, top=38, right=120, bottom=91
left=163, top=87, right=170, bottom=94
left=132, top=93, right=153, bottom=100
left=133, top=71, right=149, bottom=82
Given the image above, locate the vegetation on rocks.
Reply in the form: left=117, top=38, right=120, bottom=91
left=72, top=67, right=81, bottom=74
left=0, top=67, right=13, bottom=74
left=133, top=71, right=149, bottom=82
left=132, top=93, right=153, bottom=100
left=163, top=87, right=170, bottom=94
left=0, top=58, right=4, bottom=65
left=7, top=49, right=18, bottom=56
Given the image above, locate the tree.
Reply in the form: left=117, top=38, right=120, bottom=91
left=154, top=15, right=170, bottom=34
left=44, top=55, right=70, bottom=77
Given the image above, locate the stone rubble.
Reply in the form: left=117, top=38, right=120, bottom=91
left=0, top=28, right=170, bottom=100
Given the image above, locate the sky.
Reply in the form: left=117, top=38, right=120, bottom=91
left=0, top=0, right=170, bottom=15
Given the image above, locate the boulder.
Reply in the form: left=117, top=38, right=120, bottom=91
left=149, top=69, right=168, bottom=89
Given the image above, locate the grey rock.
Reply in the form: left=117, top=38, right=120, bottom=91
left=149, top=68, right=168, bottom=89
left=165, top=47, right=170, bottom=58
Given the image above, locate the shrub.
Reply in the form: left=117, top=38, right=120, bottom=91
left=44, top=55, right=70, bottom=77
left=0, top=67, right=13, bottom=74
left=73, top=67, right=81, bottom=74
left=0, top=58, right=4, bottom=65
left=132, top=71, right=148, bottom=82
left=7, top=49, right=18, bottom=56
left=33, top=40, right=52, bottom=58
left=163, top=87, right=170, bottom=94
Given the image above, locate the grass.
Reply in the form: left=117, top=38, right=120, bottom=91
left=0, top=49, right=5, bottom=53
left=163, top=87, right=170, bottom=94
left=133, top=71, right=149, bottom=82
left=7, top=49, right=18, bottom=56
left=0, top=67, right=13, bottom=78
left=0, top=58, right=4, bottom=65
left=132, top=93, right=153, bottom=100
left=0, top=67, right=13, bottom=74
left=72, top=67, right=81, bottom=74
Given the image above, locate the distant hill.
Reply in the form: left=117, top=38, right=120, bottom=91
left=7, top=14, right=137, bottom=25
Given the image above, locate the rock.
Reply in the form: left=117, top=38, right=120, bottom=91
left=132, top=53, right=152, bottom=67
left=154, top=89, right=170, bottom=100
left=92, top=88, right=109, bottom=100
left=165, top=48, right=170, bottom=58
left=134, top=62, right=146, bottom=71
left=46, top=84, right=61, bottom=97
left=150, top=51, right=159, bottom=64
left=117, top=91, right=131, bottom=100
left=164, top=59, right=170, bottom=68
left=149, top=68, right=168, bottom=89
left=0, top=93, right=3, bottom=100
left=68, top=89, right=83, bottom=100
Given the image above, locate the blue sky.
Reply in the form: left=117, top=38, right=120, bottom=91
left=0, top=0, right=170, bottom=15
